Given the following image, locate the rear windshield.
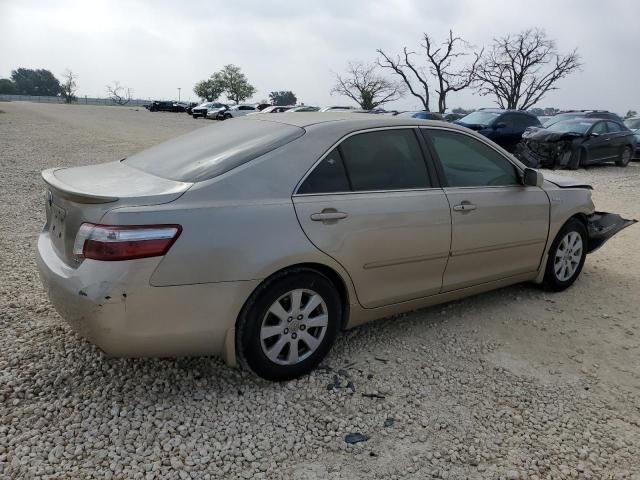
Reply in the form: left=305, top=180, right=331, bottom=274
left=125, top=119, right=304, bottom=182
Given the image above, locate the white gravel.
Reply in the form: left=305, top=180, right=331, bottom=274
left=1, top=102, right=639, bottom=479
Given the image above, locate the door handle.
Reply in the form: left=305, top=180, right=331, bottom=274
left=311, top=209, right=348, bottom=222
left=452, top=202, right=477, bottom=212
left=311, top=211, right=348, bottom=221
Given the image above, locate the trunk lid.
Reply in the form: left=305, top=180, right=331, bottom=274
left=42, top=161, right=191, bottom=265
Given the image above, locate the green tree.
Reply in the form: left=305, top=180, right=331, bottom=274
left=60, top=69, right=78, bottom=103
left=219, top=64, right=256, bottom=104
left=194, top=73, right=225, bottom=101
left=0, top=79, right=16, bottom=94
left=10, top=68, right=61, bottom=96
left=269, top=91, right=297, bottom=106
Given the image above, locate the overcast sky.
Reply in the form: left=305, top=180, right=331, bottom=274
left=1, top=0, right=638, bottom=113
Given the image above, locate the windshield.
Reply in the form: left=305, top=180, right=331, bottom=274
left=624, top=118, right=640, bottom=130
left=546, top=120, right=593, bottom=134
left=126, top=119, right=304, bottom=182
left=543, top=113, right=583, bottom=127
left=459, top=111, right=500, bottom=126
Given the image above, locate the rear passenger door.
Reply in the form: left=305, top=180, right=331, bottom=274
left=423, top=128, right=549, bottom=291
left=293, top=128, right=452, bottom=308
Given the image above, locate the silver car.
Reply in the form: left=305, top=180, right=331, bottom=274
left=36, top=113, right=635, bottom=380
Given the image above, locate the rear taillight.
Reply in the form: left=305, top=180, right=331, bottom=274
left=73, top=223, right=181, bottom=261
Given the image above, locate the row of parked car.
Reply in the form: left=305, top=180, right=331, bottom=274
left=147, top=100, right=639, bottom=169
left=452, top=109, right=639, bottom=169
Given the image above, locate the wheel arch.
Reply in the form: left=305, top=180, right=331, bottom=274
left=224, top=262, right=352, bottom=368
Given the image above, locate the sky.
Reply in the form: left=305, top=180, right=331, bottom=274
left=1, top=0, right=638, bottom=113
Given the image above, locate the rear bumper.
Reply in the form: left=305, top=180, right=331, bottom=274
left=36, top=231, right=258, bottom=359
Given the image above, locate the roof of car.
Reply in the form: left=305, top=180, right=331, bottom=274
left=477, top=108, right=535, bottom=114
left=236, top=112, right=472, bottom=132
left=554, top=117, right=601, bottom=124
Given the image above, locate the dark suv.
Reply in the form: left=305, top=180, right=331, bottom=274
left=542, top=110, right=624, bottom=128
left=454, top=109, right=541, bottom=152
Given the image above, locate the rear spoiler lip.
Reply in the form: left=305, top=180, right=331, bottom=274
left=42, top=168, right=119, bottom=204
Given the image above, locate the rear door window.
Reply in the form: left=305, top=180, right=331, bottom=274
left=606, top=122, right=622, bottom=133
left=297, top=148, right=350, bottom=194
left=338, top=129, right=430, bottom=191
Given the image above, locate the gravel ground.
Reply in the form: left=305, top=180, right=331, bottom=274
left=1, top=102, right=639, bottom=480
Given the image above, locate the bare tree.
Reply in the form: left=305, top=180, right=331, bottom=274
left=106, top=81, right=133, bottom=105
left=378, top=30, right=481, bottom=113
left=331, top=62, right=403, bottom=110
left=473, top=29, right=581, bottom=110
left=423, top=31, right=482, bottom=113
left=377, top=48, right=431, bottom=111
left=60, top=69, right=77, bottom=103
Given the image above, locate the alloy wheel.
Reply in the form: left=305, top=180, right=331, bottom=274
left=260, top=289, right=328, bottom=365
left=554, top=231, right=583, bottom=281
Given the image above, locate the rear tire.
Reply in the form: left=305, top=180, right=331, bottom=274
left=542, top=219, right=588, bottom=291
left=616, top=146, right=632, bottom=167
left=237, top=269, right=342, bottom=381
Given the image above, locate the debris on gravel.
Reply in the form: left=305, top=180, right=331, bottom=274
left=345, top=433, right=370, bottom=444
left=1, top=103, right=639, bottom=479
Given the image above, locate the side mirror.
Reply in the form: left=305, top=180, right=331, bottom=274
left=590, top=132, right=599, bottom=137
left=523, top=168, right=544, bottom=187
left=494, top=122, right=507, bottom=129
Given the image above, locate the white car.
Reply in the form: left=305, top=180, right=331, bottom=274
left=220, top=105, right=258, bottom=119
left=319, top=106, right=355, bottom=112
left=204, top=105, right=229, bottom=120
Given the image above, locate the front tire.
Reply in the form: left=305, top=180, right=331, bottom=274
left=616, top=146, right=632, bottom=167
left=237, top=269, right=342, bottom=381
left=542, top=219, right=587, bottom=291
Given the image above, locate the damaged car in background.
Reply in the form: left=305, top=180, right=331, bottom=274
left=516, top=118, right=637, bottom=169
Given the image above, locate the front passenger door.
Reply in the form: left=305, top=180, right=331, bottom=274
left=585, top=121, right=610, bottom=162
left=424, top=128, right=550, bottom=291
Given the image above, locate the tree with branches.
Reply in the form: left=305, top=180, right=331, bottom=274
left=377, top=30, right=482, bottom=113
left=422, top=31, right=482, bottom=113
left=60, top=69, right=77, bottom=103
left=106, top=81, right=133, bottom=105
left=331, top=62, right=403, bottom=110
left=473, top=29, right=581, bottom=110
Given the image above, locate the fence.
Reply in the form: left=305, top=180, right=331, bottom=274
left=0, top=94, right=151, bottom=107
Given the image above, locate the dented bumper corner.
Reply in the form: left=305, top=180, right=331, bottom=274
left=36, top=231, right=256, bottom=359
left=587, top=212, right=637, bottom=253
